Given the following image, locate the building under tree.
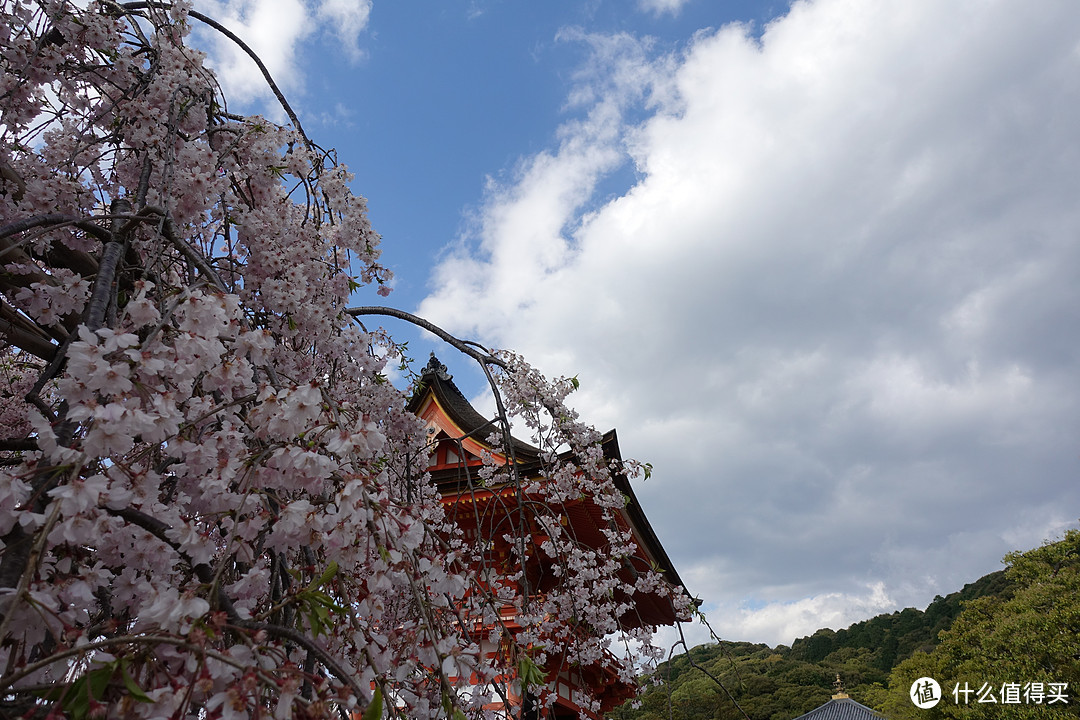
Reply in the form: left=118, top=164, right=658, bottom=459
left=408, top=355, right=688, bottom=719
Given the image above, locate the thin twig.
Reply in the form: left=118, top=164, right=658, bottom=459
left=670, top=624, right=752, bottom=720
left=126, top=206, right=228, bottom=292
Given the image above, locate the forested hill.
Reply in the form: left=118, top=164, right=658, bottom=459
left=787, top=569, right=1010, bottom=668
left=610, top=569, right=1011, bottom=720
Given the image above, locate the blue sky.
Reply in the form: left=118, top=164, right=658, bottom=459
left=192, top=0, right=1080, bottom=650
left=316, top=1, right=787, bottom=303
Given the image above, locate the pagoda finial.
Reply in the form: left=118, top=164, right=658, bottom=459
left=832, top=673, right=849, bottom=700
left=422, top=353, right=452, bottom=381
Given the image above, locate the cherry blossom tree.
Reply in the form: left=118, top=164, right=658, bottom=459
left=0, top=2, right=688, bottom=718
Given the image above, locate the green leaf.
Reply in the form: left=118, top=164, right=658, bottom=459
left=120, top=660, right=153, bottom=703
left=442, top=691, right=468, bottom=720
left=87, top=663, right=113, bottom=701
left=296, top=583, right=345, bottom=637
left=307, top=561, right=339, bottom=592
left=517, top=653, right=546, bottom=690
left=362, top=687, right=383, bottom=720
left=569, top=375, right=580, bottom=390
left=46, top=661, right=118, bottom=720
left=66, top=682, right=90, bottom=720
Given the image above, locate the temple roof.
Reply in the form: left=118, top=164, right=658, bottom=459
left=599, top=428, right=687, bottom=594
left=406, top=354, right=689, bottom=616
left=792, top=697, right=885, bottom=720
left=405, top=354, right=539, bottom=459
left=406, top=355, right=493, bottom=440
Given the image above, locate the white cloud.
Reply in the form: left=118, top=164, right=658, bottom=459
left=730, top=582, right=895, bottom=648
left=424, top=29, right=668, bottom=340
left=194, top=0, right=311, bottom=107
left=653, top=581, right=896, bottom=649
left=420, top=0, right=1080, bottom=644
left=317, top=0, right=372, bottom=62
left=192, top=0, right=371, bottom=110
left=637, top=0, right=691, bottom=17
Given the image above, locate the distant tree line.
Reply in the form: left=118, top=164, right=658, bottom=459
left=611, top=529, right=1080, bottom=720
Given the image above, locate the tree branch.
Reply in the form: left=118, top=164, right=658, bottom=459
left=346, top=306, right=507, bottom=369
left=126, top=206, right=228, bottom=292
left=0, top=214, right=111, bottom=246
left=104, top=506, right=240, bottom=619
left=235, top=620, right=368, bottom=701
left=0, top=439, right=37, bottom=452
left=0, top=298, right=57, bottom=360
left=118, top=2, right=310, bottom=145
left=82, top=242, right=123, bottom=332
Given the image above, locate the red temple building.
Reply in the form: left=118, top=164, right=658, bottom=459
left=407, top=355, right=688, bottom=719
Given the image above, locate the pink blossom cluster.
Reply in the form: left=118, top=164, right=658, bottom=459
left=0, top=2, right=687, bottom=718
left=481, top=353, right=694, bottom=701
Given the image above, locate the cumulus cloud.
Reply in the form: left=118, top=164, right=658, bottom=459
left=420, top=0, right=1080, bottom=643
left=316, top=0, right=372, bottom=62
left=194, top=0, right=310, bottom=106
left=653, top=582, right=896, bottom=650
left=731, top=583, right=895, bottom=647
left=193, top=0, right=372, bottom=109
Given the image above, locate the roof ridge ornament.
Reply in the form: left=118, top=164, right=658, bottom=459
left=422, top=352, right=453, bottom=381
left=832, top=673, right=849, bottom=699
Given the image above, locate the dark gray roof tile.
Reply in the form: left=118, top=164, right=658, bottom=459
left=793, top=697, right=885, bottom=720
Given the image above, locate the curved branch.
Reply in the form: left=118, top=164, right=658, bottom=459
left=235, top=620, right=368, bottom=701
left=669, top=622, right=752, bottom=720
left=0, top=632, right=281, bottom=694
left=345, top=306, right=507, bottom=369
left=0, top=214, right=111, bottom=245
left=0, top=634, right=192, bottom=691
left=119, top=2, right=309, bottom=144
